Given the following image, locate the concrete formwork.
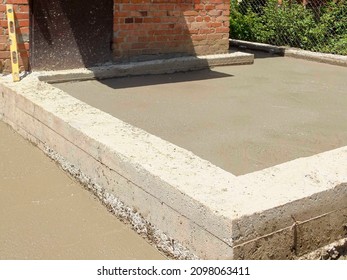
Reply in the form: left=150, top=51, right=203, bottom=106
left=0, top=57, right=346, bottom=259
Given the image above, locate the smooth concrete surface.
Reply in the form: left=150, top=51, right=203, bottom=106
left=0, top=121, right=164, bottom=260
left=0, top=56, right=346, bottom=259
left=56, top=54, right=347, bottom=175
left=38, top=52, right=254, bottom=84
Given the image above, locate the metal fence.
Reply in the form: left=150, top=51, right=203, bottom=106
left=230, top=0, right=347, bottom=55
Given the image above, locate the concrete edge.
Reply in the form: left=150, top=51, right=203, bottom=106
left=230, top=39, right=286, bottom=55
left=37, top=52, right=254, bottom=84
left=230, top=39, right=347, bottom=67
left=284, top=49, right=347, bottom=67
left=232, top=186, right=347, bottom=259
left=1, top=73, right=346, bottom=259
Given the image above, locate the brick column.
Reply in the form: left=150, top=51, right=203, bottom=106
left=189, top=0, right=230, bottom=55
left=0, top=0, right=30, bottom=73
left=113, top=0, right=230, bottom=61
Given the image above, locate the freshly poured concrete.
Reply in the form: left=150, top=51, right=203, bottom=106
left=0, top=121, right=164, bottom=260
left=56, top=54, right=347, bottom=175
left=1, top=53, right=346, bottom=259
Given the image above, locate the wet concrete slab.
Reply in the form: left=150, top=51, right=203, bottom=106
left=1, top=55, right=347, bottom=259
left=55, top=53, right=347, bottom=175
left=0, top=121, right=164, bottom=260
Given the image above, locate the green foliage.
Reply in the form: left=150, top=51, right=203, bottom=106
left=319, top=34, right=347, bottom=55
left=230, top=0, right=347, bottom=55
left=253, top=1, right=317, bottom=48
left=230, top=0, right=259, bottom=41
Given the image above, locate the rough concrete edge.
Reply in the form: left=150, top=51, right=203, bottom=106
left=230, top=39, right=347, bottom=67
left=232, top=202, right=347, bottom=259
left=231, top=183, right=347, bottom=245
left=36, top=52, right=254, bottom=84
left=0, top=116, right=198, bottom=260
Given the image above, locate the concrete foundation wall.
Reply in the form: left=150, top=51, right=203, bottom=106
left=0, top=79, right=235, bottom=259
left=1, top=72, right=346, bottom=259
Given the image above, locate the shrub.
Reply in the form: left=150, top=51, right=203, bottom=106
left=230, top=0, right=259, bottom=41
left=253, top=0, right=318, bottom=49
left=229, top=0, right=347, bottom=55
left=319, top=34, right=347, bottom=55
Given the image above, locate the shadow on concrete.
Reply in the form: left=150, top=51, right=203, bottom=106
left=230, top=47, right=282, bottom=59
left=98, top=69, right=233, bottom=90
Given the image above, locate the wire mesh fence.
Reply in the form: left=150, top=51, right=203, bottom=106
left=230, top=0, right=347, bottom=55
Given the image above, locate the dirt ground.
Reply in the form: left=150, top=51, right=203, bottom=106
left=0, top=121, right=164, bottom=260
left=56, top=51, right=347, bottom=175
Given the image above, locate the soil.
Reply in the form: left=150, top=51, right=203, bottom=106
left=0, top=121, right=164, bottom=260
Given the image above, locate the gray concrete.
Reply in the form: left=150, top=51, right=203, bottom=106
left=285, top=48, right=347, bottom=67
left=0, top=121, right=164, bottom=260
left=230, top=39, right=347, bottom=67
left=230, top=39, right=286, bottom=55
left=0, top=54, right=346, bottom=259
left=56, top=54, right=347, bottom=175
left=38, top=52, right=254, bottom=84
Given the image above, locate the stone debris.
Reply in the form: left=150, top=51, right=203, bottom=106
left=299, top=238, right=347, bottom=260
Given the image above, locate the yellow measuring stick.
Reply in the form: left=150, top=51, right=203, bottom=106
left=6, top=4, right=20, bottom=82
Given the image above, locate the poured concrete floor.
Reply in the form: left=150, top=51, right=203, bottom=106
left=0, top=121, right=164, bottom=260
left=56, top=52, right=347, bottom=175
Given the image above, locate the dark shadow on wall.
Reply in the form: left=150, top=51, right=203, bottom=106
left=29, top=0, right=214, bottom=72
left=30, top=0, right=113, bottom=70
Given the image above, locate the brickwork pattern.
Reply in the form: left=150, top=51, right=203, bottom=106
left=113, top=0, right=230, bottom=60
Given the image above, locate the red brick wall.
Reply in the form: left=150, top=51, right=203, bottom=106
left=113, top=0, right=230, bottom=61
left=0, top=0, right=230, bottom=72
left=0, top=0, right=29, bottom=73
